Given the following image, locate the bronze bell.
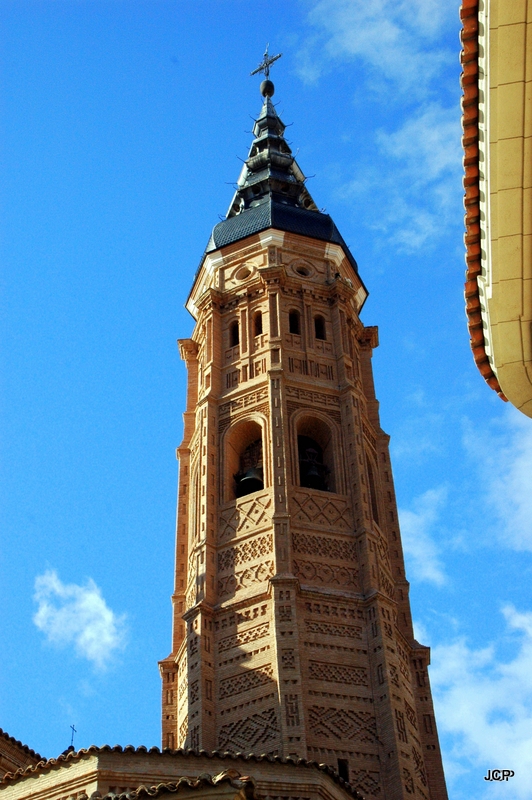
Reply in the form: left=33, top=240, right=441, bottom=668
left=236, top=467, right=264, bottom=497
left=303, top=462, right=324, bottom=490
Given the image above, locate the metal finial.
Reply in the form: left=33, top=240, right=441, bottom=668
left=70, top=725, right=77, bottom=748
left=250, top=44, right=282, bottom=80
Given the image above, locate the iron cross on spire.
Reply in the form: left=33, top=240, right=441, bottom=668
left=250, top=44, right=282, bottom=79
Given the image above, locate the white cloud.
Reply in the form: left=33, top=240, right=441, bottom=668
left=298, top=0, right=455, bottom=94
left=398, top=487, right=447, bottom=585
left=464, top=409, right=532, bottom=551
left=339, top=102, right=462, bottom=251
left=377, top=103, right=461, bottom=184
left=297, top=1, right=462, bottom=250
left=33, top=570, right=126, bottom=669
left=431, top=606, right=532, bottom=799
left=413, top=618, right=431, bottom=645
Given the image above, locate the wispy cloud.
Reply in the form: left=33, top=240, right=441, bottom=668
left=377, top=103, right=460, bottom=181
left=33, top=570, right=126, bottom=670
left=341, top=103, right=462, bottom=251
left=464, top=409, right=532, bottom=551
left=297, top=0, right=455, bottom=94
left=431, top=606, right=532, bottom=798
left=297, top=0, right=461, bottom=250
left=399, top=487, right=447, bottom=585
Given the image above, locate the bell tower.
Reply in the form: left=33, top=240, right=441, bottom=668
left=160, top=66, right=448, bottom=800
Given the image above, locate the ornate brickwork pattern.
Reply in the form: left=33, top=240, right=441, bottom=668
left=219, top=388, right=269, bottom=417
left=285, top=694, right=300, bottom=727
left=282, top=649, right=295, bottom=669
left=178, top=717, right=188, bottom=748
left=218, top=708, right=278, bottom=751
left=291, top=494, right=351, bottom=531
left=287, top=357, right=334, bottom=381
left=219, top=664, right=274, bottom=699
left=266, top=797, right=310, bottom=800
left=351, top=771, right=382, bottom=797
left=218, top=533, right=273, bottom=571
left=379, top=569, right=395, bottom=599
left=403, top=768, right=415, bottom=795
left=405, top=700, right=417, bottom=729
left=189, top=635, right=198, bottom=657
left=309, top=661, right=368, bottom=686
left=294, top=560, right=358, bottom=588
left=304, top=601, right=364, bottom=621
left=218, top=622, right=270, bottom=653
left=215, top=602, right=269, bottom=631
left=309, top=707, right=377, bottom=742
left=362, top=420, right=377, bottom=450
left=412, top=746, right=427, bottom=787
left=190, top=725, right=199, bottom=749
left=399, top=660, right=410, bottom=681
left=376, top=533, right=390, bottom=567
left=219, top=494, right=272, bottom=541
left=395, top=708, right=408, bottom=743
left=185, top=584, right=197, bottom=611
left=305, top=619, right=363, bottom=640
left=292, top=532, right=357, bottom=560
left=218, top=560, right=274, bottom=598
left=285, top=385, right=340, bottom=409
left=190, top=680, right=199, bottom=704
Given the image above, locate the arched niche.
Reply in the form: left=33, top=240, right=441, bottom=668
left=253, top=310, right=263, bottom=337
left=229, top=319, right=240, bottom=347
left=289, top=309, right=301, bottom=335
left=294, top=412, right=339, bottom=494
left=314, top=314, right=326, bottom=341
left=223, top=417, right=267, bottom=502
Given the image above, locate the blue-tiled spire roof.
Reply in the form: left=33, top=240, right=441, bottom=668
left=204, top=84, right=358, bottom=274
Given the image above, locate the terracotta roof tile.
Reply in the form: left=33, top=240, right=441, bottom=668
left=460, top=0, right=507, bottom=401
left=0, top=729, right=43, bottom=763
left=91, top=771, right=256, bottom=800
left=0, top=745, right=363, bottom=800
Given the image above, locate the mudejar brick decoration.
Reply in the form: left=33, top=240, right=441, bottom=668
left=159, top=74, right=448, bottom=800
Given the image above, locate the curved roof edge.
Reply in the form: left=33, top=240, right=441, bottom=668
left=0, top=729, right=42, bottom=761
left=0, top=744, right=362, bottom=799
left=461, top=0, right=507, bottom=401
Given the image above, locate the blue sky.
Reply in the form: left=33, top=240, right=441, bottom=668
left=1, top=2, right=531, bottom=799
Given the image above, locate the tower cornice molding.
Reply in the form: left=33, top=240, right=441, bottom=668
left=178, top=339, right=199, bottom=361
left=357, top=325, right=379, bottom=349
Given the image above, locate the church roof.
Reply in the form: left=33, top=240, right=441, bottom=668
left=86, top=770, right=256, bottom=800
left=202, top=82, right=358, bottom=275
left=0, top=745, right=362, bottom=799
left=0, top=729, right=43, bottom=778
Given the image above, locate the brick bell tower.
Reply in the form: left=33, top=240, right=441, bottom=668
left=159, top=62, right=448, bottom=800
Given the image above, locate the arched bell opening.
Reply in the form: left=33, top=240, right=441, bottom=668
left=296, top=415, right=336, bottom=493
left=229, top=319, right=240, bottom=347
left=314, top=314, right=326, bottom=341
left=224, top=419, right=266, bottom=502
left=289, top=309, right=301, bottom=335
left=253, top=310, right=263, bottom=337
